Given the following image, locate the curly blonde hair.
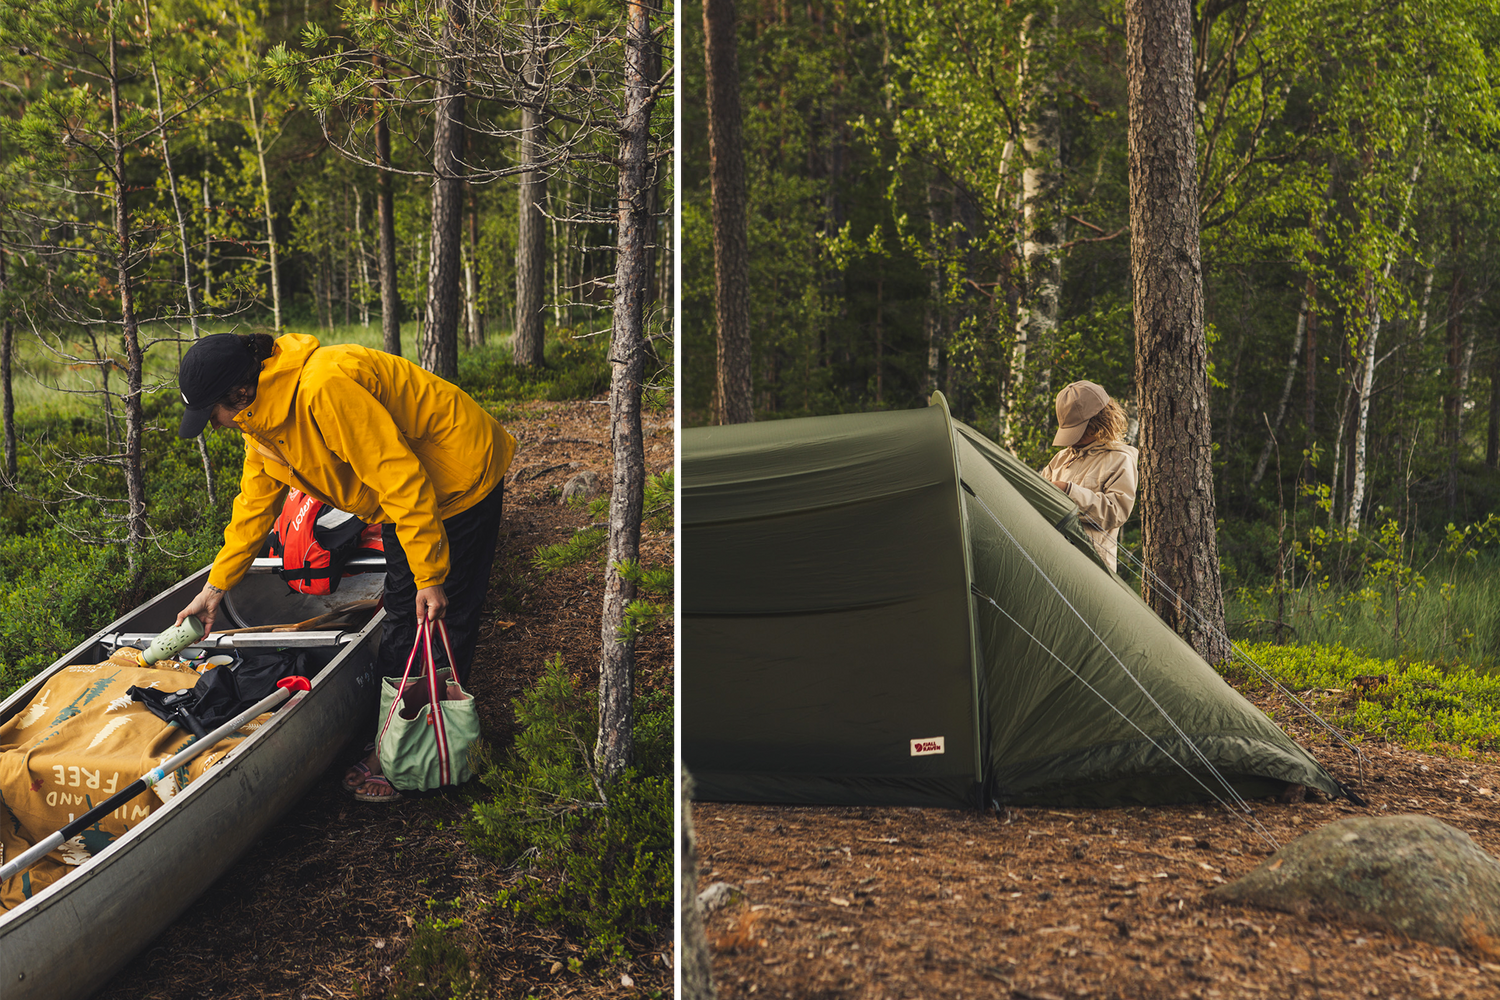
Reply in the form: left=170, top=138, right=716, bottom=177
left=1082, top=398, right=1127, bottom=445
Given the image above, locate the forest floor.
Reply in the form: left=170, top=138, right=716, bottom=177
left=694, top=693, right=1500, bottom=1000
left=96, top=396, right=676, bottom=1000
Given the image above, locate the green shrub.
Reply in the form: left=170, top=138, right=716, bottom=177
left=390, top=916, right=479, bottom=1000
left=1230, top=642, right=1500, bottom=754
left=466, top=657, right=672, bottom=964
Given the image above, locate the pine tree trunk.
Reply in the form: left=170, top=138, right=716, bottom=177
left=145, top=10, right=215, bottom=506
left=513, top=0, right=549, bottom=367
left=110, top=27, right=148, bottom=570
left=596, top=0, right=658, bottom=783
left=420, top=0, right=466, bottom=379
left=704, top=0, right=751, bottom=424
left=1487, top=342, right=1500, bottom=469
left=373, top=0, right=402, bottom=355
left=1125, top=0, right=1228, bottom=663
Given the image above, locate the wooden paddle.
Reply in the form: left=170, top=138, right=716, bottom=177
left=214, top=599, right=380, bottom=636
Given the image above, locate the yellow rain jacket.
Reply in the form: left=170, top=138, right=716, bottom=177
left=208, top=334, right=516, bottom=592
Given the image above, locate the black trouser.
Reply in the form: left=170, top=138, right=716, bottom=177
left=376, top=484, right=503, bottom=686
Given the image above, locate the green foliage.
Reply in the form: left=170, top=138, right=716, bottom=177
left=532, top=527, right=608, bottom=576
left=614, top=558, right=673, bottom=642
left=1226, top=513, right=1500, bottom=669
left=390, top=917, right=480, bottom=1000
left=641, top=469, right=674, bottom=531
left=466, top=657, right=672, bottom=964
left=1230, top=642, right=1500, bottom=754
left=456, top=329, right=611, bottom=405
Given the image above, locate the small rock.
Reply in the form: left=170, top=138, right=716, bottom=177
left=1210, top=814, right=1500, bottom=958
left=562, top=469, right=602, bottom=503
left=698, top=881, right=744, bottom=913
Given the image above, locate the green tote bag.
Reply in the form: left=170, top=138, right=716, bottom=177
left=377, top=619, right=479, bottom=791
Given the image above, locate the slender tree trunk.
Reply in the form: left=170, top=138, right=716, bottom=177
left=1008, top=1, right=1062, bottom=452
left=145, top=8, right=216, bottom=507
left=1126, top=0, right=1228, bottom=662
left=355, top=193, right=371, bottom=327
left=704, top=0, right=751, bottom=424
left=465, top=185, right=482, bottom=347
left=420, top=0, right=467, bottom=379
left=202, top=173, right=212, bottom=302
left=109, top=23, right=148, bottom=570
left=0, top=243, right=13, bottom=481
left=1251, top=277, right=1313, bottom=488
left=596, top=0, right=658, bottom=783
left=1346, top=150, right=1423, bottom=533
left=373, top=0, right=402, bottom=355
left=246, top=87, right=282, bottom=332
left=514, top=0, right=549, bottom=366
left=924, top=173, right=945, bottom=396
left=1487, top=341, right=1500, bottom=469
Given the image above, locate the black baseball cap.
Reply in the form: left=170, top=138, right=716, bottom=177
left=178, top=334, right=262, bottom=438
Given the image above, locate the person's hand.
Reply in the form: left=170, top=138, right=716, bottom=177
left=177, top=582, right=227, bottom=636
left=415, top=585, right=448, bottom=622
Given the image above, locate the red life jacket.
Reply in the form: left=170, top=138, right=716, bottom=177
left=268, top=490, right=385, bottom=595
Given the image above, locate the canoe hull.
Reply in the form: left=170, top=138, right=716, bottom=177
left=0, top=567, right=383, bottom=1000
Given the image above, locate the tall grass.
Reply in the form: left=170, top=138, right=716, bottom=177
left=1226, top=547, right=1500, bottom=674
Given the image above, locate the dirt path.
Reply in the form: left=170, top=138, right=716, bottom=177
left=96, top=398, right=675, bottom=1000
left=695, top=694, right=1500, bottom=1000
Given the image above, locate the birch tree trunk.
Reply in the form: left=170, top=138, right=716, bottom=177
left=202, top=174, right=212, bottom=302
left=596, top=0, right=658, bottom=783
left=1008, top=1, right=1062, bottom=453
left=465, top=187, right=481, bottom=347
left=1345, top=150, right=1424, bottom=533
left=1126, top=0, right=1229, bottom=663
left=704, top=0, right=751, bottom=424
left=355, top=193, right=371, bottom=327
left=246, top=86, right=282, bottom=332
left=420, top=0, right=466, bottom=379
left=513, top=0, right=549, bottom=367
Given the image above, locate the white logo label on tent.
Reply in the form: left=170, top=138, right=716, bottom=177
left=910, top=737, right=945, bottom=756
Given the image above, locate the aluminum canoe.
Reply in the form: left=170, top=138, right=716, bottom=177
left=0, top=563, right=385, bottom=1000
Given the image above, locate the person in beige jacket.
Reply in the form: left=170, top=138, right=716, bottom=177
left=1041, top=381, right=1138, bottom=572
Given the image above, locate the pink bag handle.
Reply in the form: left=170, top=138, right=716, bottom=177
left=378, top=618, right=458, bottom=786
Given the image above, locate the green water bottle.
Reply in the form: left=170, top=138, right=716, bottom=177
left=139, top=615, right=207, bottom=666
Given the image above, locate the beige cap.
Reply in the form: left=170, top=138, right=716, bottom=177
left=1053, top=380, right=1110, bottom=447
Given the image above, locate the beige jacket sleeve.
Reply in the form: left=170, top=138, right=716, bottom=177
left=1042, top=444, right=1138, bottom=533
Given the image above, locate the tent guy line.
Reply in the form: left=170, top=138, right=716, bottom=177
left=964, top=485, right=1280, bottom=849
left=968, top=584, right=1281, bottom=850
left=1103, top=529, right=1368, bottom=788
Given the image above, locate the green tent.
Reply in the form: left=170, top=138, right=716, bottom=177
left=683, top=396, right=1342, bottom=808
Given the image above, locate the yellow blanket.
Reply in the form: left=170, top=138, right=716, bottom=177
left=0, top=648, right=270, bottom=910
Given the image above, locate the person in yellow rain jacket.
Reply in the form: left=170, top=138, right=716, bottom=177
left=173, top=332, right=517, bottom=802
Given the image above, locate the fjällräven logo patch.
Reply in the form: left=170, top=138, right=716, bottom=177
left=909, top=737, right=945, bottom=756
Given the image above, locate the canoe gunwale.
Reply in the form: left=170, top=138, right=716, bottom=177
left=0, top=563, right=386, bottom=1000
